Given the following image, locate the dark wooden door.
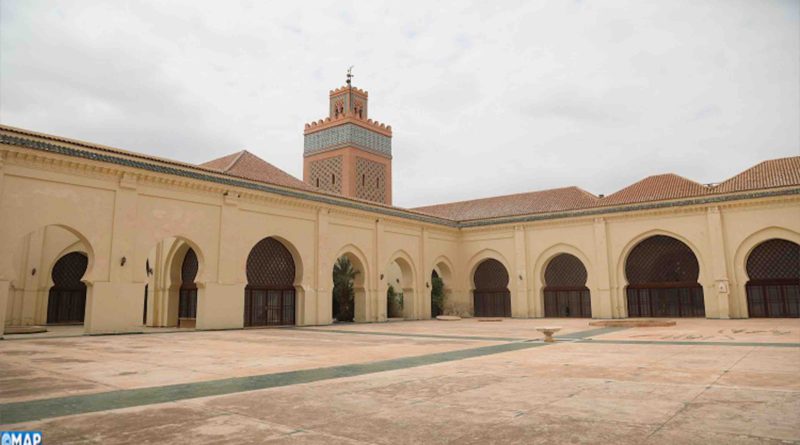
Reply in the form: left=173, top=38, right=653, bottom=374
left=244, top=237, right=297, bottom=326
left=474, top=290, right=511, bottom=317
left=746, top=281, right=799, bottom=318
left=244, top=288, right=295, bottom=326
left=473, top=258, right=511, bottom=317
left=626, top=284, right=705, bottom=317
left=178, top=248, right=199, bottom=323
left=543, top=254, right=591, bottom=317
left=47, top=252, right=88, bottom=324
left=625, top=236, right=705, bottom=318
left=544, top=288, right=591, bottom=317
left=179, top=287, right=198, bottom=319
left=745, top=239, right=800, bottom=318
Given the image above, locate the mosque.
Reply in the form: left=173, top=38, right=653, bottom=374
left=0, top=79, right=798, bottom=335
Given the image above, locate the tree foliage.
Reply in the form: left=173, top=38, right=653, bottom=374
left=431, top=274, right=445, bottom=317
left=386, top=284, right=404, bottom=318
left=332, top=256, right=357, bottom=322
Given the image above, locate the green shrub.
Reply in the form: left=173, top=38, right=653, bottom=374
left=431, top=275, right=445, bottom=316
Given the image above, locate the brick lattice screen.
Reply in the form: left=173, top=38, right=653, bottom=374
left=246, top=237, right=296, bottom=288
left=625, top=235, right=700, bottom=284
left=309, top=156, right=342, bottom=194
left=355, top=156, right=386, bottom=203
left=544, top=253, right=588, bottom=287
left=746, top=239, right=800, bottom=280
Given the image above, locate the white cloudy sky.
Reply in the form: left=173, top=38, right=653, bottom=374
left=1, top=1, right=798, bottom=207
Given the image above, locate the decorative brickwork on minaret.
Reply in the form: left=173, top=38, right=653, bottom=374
left=303, top=80, right=393, bottom=205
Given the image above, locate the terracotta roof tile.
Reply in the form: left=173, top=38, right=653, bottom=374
left=412, top=186, right=599, bottom=221
left=413, top=158, right=800, bottom=221
left=713, top=157, right=800, bottom=194
left=598, top=173, right=710, bottom=206
left=200, top=150, right=314, bottom=191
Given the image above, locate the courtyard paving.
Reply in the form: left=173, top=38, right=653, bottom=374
left=0, top=318, right=798, bottom=444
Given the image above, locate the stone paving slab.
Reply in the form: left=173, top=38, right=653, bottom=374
left=592, top=318, right=800, bottom=343
left=304, top=318, right=596, bottom=339
left=0, top=327, right=505, bottom=404
left=1, top=318, right=799, bottom=444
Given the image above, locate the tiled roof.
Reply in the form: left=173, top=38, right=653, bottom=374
left=598, top=173, right=710, bottom=207
left=2, top=124, right=797, bottom=224
left=413, top=186, right=599, bottom=221
left=200, top=150, right=314, bottom=191
left=413, top=157, right=800, bottom=220
left=714, top=157, right=800, bottom=194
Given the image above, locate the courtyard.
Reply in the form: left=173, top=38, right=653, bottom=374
left=0, top=318, right=798, bottom=444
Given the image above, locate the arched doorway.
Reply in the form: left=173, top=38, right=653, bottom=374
left=245, top=237, right=296, bottom=327
left=473, top=259, right=511, bottom=317
left=543, top=253, right=591, bottom=317
left=47, top=252, right=88, bottom=324
left=431, top=260, right=454, bottom=318
left=333, top=253, right=365, bottom=322
left=385, top=255, right=415, bottom=319
left=745, top=239, right=799, bottom=318
left=333, top=256, right=356, bottom=322
left=625, top=235, right=704, bottom=317
left=178, top=248, right=198, bottom=327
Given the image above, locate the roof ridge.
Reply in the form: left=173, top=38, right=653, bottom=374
left=573, top=186, right=599, bottom=199
left=223, top=150, right=248, bottom=173
left=413, top=185, right=587, bottom=209
left=664, top=172, right=706, bottom=186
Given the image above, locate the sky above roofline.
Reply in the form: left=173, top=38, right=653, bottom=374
left=1, top=1, right=798, bottom=207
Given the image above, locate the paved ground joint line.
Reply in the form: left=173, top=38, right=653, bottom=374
left=578, top=338, right=800, bottom=348
left=643, top=346, right=756, bottom=442
left=288, top=326, right=528, bottom=342
left=291, top=325, right=627, bottom=343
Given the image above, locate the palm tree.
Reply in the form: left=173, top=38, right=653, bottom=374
left=431, top=271, right=445, bottom=317
left=332, top=256, right=358, bottom=322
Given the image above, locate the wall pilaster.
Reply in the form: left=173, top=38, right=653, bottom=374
left=513, top=225, right=529, bottom=318
left=706, top=206, right=732, bottom=319
left=420, top=227, right=430, bottom=319
left=592, top=218, right=616, bottom=318
left=196, top=191, right=245, bottom=330
left=85, top=173, right=142, bottom=334
left=315, top=208, right=331, bottom=325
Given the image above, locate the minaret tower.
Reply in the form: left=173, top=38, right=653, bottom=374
left=303, top=69, right=393, bottom=205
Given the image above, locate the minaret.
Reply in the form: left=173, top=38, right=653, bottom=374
left=303, top=70, right=393, bottom=205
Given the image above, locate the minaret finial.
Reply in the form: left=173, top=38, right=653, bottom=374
left=346, top=65, right=354, bottom=86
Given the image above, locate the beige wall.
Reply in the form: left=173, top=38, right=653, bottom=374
left=1, top=135, right=799, bottom=335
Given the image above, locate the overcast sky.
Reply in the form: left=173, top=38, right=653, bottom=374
left=1, top=1, right=798, bottom=208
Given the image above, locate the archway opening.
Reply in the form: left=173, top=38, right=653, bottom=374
left=178, top=248, right=198, bottom=327
left=245, top=237, right=297, bottom=327
left=7, top=224, right=92, bottom=328
left=431, top=261, right=453, bottom=318
left=625, top=235, right=704, bottom=317
left=47, top=252, right=88, bottom=324
left=143, top=238, right=201, bottom=328
left=332, top=254, right=364, bottom=322
left=745, top=239, right=799, bottom=318
left=385, top=256, right=414, bottom=319
left=473, top=258, right=511, bottom=317
left=543, top=253, right=591, bottom=318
